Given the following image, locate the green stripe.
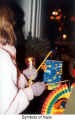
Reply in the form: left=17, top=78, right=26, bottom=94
left=46, top=88, right=71, bottom=114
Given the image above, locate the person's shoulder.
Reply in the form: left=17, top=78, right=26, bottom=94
left=0, top=48, right=11, bottom=62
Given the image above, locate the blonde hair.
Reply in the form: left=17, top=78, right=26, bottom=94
left=0, top=5, right=16, bottom=45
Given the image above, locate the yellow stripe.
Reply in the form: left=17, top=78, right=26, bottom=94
left=28, top=51, right=52, bottom=86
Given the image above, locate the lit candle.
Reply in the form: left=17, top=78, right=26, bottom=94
left=28, top=58, right=32, bottom=69
left=25, top=57, right=35, bottom=69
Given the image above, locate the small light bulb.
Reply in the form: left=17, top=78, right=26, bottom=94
left=62, top=34, right=67, bottom=40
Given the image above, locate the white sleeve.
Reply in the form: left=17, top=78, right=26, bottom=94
left=18, top=73, right=28, bottom=88
left=0, top=51, right=34, bottom=114
left=6, top=87, right=34, bottom=114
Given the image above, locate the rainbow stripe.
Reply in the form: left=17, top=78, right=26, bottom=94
left=41, top=84, right=73, bottom=114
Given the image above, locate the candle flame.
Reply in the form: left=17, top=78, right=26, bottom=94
left=28, top=58, right=32, bottom=62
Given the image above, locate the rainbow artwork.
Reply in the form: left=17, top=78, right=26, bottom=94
left=41, top=84, right=74, bottom=114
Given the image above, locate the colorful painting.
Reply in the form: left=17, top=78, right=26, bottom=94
left=43, top=60, right=63, bottom=84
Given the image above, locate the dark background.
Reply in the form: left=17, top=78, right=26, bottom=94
left=0, top=0, right=75, bottom=114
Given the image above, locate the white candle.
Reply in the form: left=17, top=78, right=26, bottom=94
left=28, top=58, right=32, bottom=69
left=29, top=60, right=32, bottom=68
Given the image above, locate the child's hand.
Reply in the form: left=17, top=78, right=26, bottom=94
left=31, top=82, right=46, bottom=97
left=41, top=63, right=47, bottom=72
left=23, top=67, right=38, bottom=80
